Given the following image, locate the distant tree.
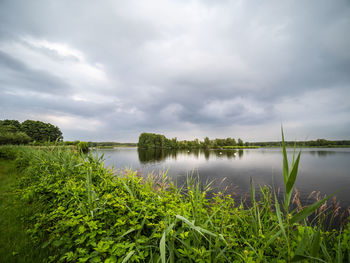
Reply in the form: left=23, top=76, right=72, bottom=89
left=138, top=133, right=167, bottom=149
left=0, top=120, right=30, bottom=145
left=225, top=137, right=236, bottom=146
left=21, top=120, right=63, bottom=142
left=238, top=138, right=244, bottom=146
left=0, top=120, right=21, bottom=132
left=203, top=137, right=211, bottom=149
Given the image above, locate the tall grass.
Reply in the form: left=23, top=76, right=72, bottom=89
left=0, top=135, right=349, bottom=262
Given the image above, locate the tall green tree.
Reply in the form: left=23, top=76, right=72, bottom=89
left=0, top=120, right=21, bottom=132
left=0, top=120, right=31, bottom=145
left=21, top=120, right=63, bottom=142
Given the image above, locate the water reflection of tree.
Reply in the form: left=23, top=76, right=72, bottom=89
left=138, top=148, right=166, bottom=164
left=138, top=148, right=244, bottom=163
left=308, top=151, right=336, bottom=158
left=204, top=149, right=210, bottom=160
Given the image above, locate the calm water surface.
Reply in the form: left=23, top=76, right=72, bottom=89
left=97, top=147, right=350, bottom=208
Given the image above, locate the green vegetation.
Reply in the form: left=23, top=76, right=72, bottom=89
left=138, top=132, right=246, bottom=150
left=0, top=153, right=49, bottom=262
left=138, top=132, right=350, bottom=150
left=63, top=141, right=137, bottom=148
left=90, top=142, right=137, bottom=148
left=222, top=146, right=259, bottom=149
left=77, top=141, right=89, bottom=154
left=0, top=131, right=349, bottom=262
left=0, top=119, right=63, bottom=145
left=250, top=139, right=350, bottom=148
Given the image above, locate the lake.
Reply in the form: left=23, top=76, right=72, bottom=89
left=97, top=147, right=350, bottom=209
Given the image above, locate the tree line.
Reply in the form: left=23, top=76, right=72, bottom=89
left=249, top=139, right=350, bottom=147
left=138, top=132, right=245, bottom=149
left=138, top=132, right=350, bottom=149
left=0, top=119, right=63, bottom=145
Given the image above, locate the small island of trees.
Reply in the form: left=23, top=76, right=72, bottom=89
left=138, top=132, right=250, bottom=149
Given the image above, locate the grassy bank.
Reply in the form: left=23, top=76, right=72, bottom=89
left=0, top=145, right=349, bottom=262
left=0, top=159, right=49, bottom=262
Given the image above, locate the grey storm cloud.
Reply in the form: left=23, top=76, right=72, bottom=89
left=0, top=0, right=349, bottom=141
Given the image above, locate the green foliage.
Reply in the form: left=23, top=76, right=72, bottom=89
left=0, top=120, right=21, bottom=132
left=0, top=131, right=31, bottom=145
left=250, top=139, right=350, bottom=148
left=138, top=132, right=244, bottom=150
left=0, top=119, right=63, bottom=145
left=0, top=140, right=349, bottom=262
left=0, top=159, right=50, bottom=262
left=138, top=132, right=168, bottom=149
left=21, top=120, right=63, bottom=142
left=0, top=145, right=18, bottom=160
left=77, top=141, right=89, bottom=153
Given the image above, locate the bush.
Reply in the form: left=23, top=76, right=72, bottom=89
left=0, top=146, right=18, bottom=160
left=0, top=132, right=31, bottom=145
left=77, top=141, right=89, bottom=153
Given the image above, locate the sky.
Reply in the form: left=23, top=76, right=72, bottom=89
left=0, top=0, right=350, bottom=142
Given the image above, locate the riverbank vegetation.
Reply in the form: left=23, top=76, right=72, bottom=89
left=138, top=132, right=350, bottom=150
left=0, top=134, right=349, bottom=262
left=249, top=139, right=350, bottom=148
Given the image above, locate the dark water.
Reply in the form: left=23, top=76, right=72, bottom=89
left=97, top=147, right=350, bottom=208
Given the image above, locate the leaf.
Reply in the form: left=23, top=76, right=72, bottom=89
left=104, top=256, right=117, bottom=263
left=266, top=229, right=282, bottom=246
left=122, top=181, right=133, bottom=198
left=286, top=151, right=301, bottom=195
left=291, top=193, right=334, bottom=224
left=160, top=231, right=166, bottom=263
left=295, top=227, right=309, bottom=256
left=291, top=254, right=308, bottom=262
left=291, top=254, right=326, bottom=263
left=121, top=251, right=134, bottom=263
left=175, top=215, right=217, bottom=238
left=311, top=229, right=321, bottom=257
left=41, top=240, right=51, bottom=248
left=281, top=127, right=289, bottom=184
left=274, top=194, right=287, bottom=242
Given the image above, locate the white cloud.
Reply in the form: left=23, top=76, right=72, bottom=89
left=0, top=37, right=109, bottom=90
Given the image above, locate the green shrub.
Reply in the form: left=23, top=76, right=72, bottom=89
left=77, top=141, right=89, bottom=153
left=0, top=146, right=18, bottom=160
left=0, top=132, right=31, bottom=145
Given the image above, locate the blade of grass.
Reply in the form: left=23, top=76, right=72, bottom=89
left=281, top=127, right=289, bottom=184
left=160, top=232, right=166, bottom=263
left=121, top=251, right=135, bottom=263
left=286, top=151, right=301, bottom=195
left=274, top=193, right=288, bottom=243
left=175, top=215, right=217, bottom=238
left=311, top=229, right=321, bottom=258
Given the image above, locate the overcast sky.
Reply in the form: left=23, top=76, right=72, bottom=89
left=0, top=0, right=349, bottom=142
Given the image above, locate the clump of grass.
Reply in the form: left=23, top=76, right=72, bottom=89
left=0, top=131, right=349, bottom=262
